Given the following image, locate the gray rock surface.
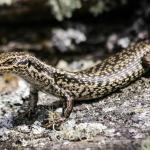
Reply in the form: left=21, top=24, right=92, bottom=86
left=0, top=71, right=149, bottom=149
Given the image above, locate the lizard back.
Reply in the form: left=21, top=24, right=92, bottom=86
left=54, top=40, right=150, bottom=100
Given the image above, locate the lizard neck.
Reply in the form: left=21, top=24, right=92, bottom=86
left=17, top=56, right=76, bottom=95
left=27, top=56, right=75, bottom=79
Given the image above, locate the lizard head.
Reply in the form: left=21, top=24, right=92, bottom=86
left=0, top=52, right=30, bottom=74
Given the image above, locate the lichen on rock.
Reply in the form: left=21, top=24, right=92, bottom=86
left=48, top=0, right=81, bottom=21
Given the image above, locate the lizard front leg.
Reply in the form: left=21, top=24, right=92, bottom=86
left=53, top=85, right=74, bottom=119
left=20, top=86, right=38, bottom=117
left=62, top=93, right=74, bottom=118
left=26, top=86, right=38, bottom=117
left=42, top=90, right=74, bottom=128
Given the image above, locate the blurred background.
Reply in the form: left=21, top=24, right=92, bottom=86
left=0, top=0, right=150, bottom=65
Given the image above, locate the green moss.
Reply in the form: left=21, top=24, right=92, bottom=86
left=90, top=1, right=106, bottom=16
left=90, top=0, right=127, bottom=16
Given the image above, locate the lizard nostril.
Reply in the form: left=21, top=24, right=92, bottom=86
left=28, top=60, right=31, bottom=68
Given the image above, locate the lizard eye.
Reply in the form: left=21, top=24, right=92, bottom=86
left=17, top=59, right=29, bottom=66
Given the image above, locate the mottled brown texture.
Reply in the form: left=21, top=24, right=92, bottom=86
left=0, top=40, right=150, bottom=121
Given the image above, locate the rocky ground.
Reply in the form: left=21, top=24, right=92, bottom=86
left=0, top=62, right=149, bottom=149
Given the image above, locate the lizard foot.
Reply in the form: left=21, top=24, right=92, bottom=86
left=17, top=97, right=37, bottom=119
left=42, top=111, right=66, bottom=129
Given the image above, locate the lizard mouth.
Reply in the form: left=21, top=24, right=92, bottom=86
left=0, top=67, right=13, bottom=73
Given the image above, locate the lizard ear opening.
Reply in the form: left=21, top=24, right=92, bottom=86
left=28, top=60, right=32, bottom=68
